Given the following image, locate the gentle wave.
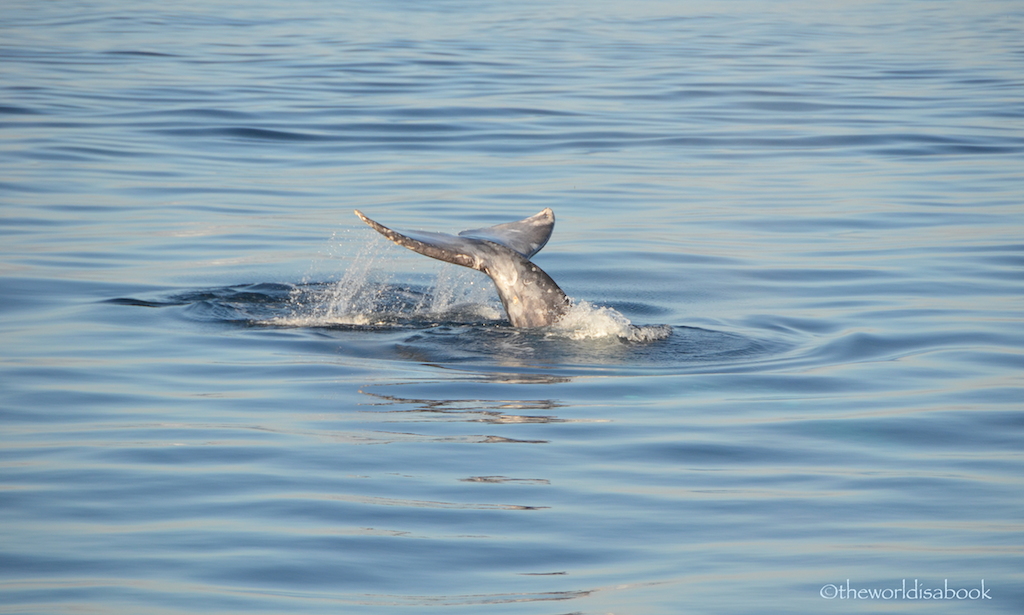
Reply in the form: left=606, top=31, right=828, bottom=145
left=4, top=1, right=1023, bottom=614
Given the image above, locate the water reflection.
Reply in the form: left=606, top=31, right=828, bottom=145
left=461, top=476, right=551, bottom=485
left=357, top=388, right=578, bottom=425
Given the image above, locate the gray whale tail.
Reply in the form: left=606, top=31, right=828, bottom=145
left=354, top=208, right=570, bottom=327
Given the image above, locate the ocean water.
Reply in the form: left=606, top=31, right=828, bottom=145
left=2, top=0, right=1023, bottom=613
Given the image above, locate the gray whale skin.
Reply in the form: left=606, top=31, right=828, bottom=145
left=355, top=208, right=570, bottom=327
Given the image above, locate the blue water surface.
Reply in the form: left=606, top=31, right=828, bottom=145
left=2, top=1, right=1023, bottom=613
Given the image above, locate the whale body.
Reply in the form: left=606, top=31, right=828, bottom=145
left=354, top=208, right=570, bottom=327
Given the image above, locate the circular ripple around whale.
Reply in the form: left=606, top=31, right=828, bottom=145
left=111, top=282, right=788, bottom=376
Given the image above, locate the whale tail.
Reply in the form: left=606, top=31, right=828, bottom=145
left=354, top=208, right=569, bottom=327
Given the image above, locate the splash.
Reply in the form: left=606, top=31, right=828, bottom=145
left=272, top=275, right=669, bottom=343
left=275, top=235, right=395, bottom=326
left=414, top=264, right=504, bottom=322
left=269, top=236, right=504, bottom=327
left=549, top=300, right=673, bottom=342
left=266, top=232, right=669, bottom=343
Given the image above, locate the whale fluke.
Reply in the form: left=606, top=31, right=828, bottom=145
left=354, top=209, right=570, bottom=327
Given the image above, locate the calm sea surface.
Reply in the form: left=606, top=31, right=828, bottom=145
left=2, top=1, right=1023, bottom=613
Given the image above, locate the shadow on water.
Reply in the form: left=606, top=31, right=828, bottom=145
left=108, top=280, right=788, bottom=376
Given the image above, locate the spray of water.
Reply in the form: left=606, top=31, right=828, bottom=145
left=412, top=265, right=505, bottom=322
left=269, top=234, right=503, bottom=327
left=550, top=300, right=672, bottom=342
left=274, top=234, right=391, bottom=326
left=270, top=231, right=670, bottom=342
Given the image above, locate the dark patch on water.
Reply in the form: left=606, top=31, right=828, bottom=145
left=109, top=281, right=787, bottom=375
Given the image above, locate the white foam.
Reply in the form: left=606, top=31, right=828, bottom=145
left=550, top=300, right=672, bottom=342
